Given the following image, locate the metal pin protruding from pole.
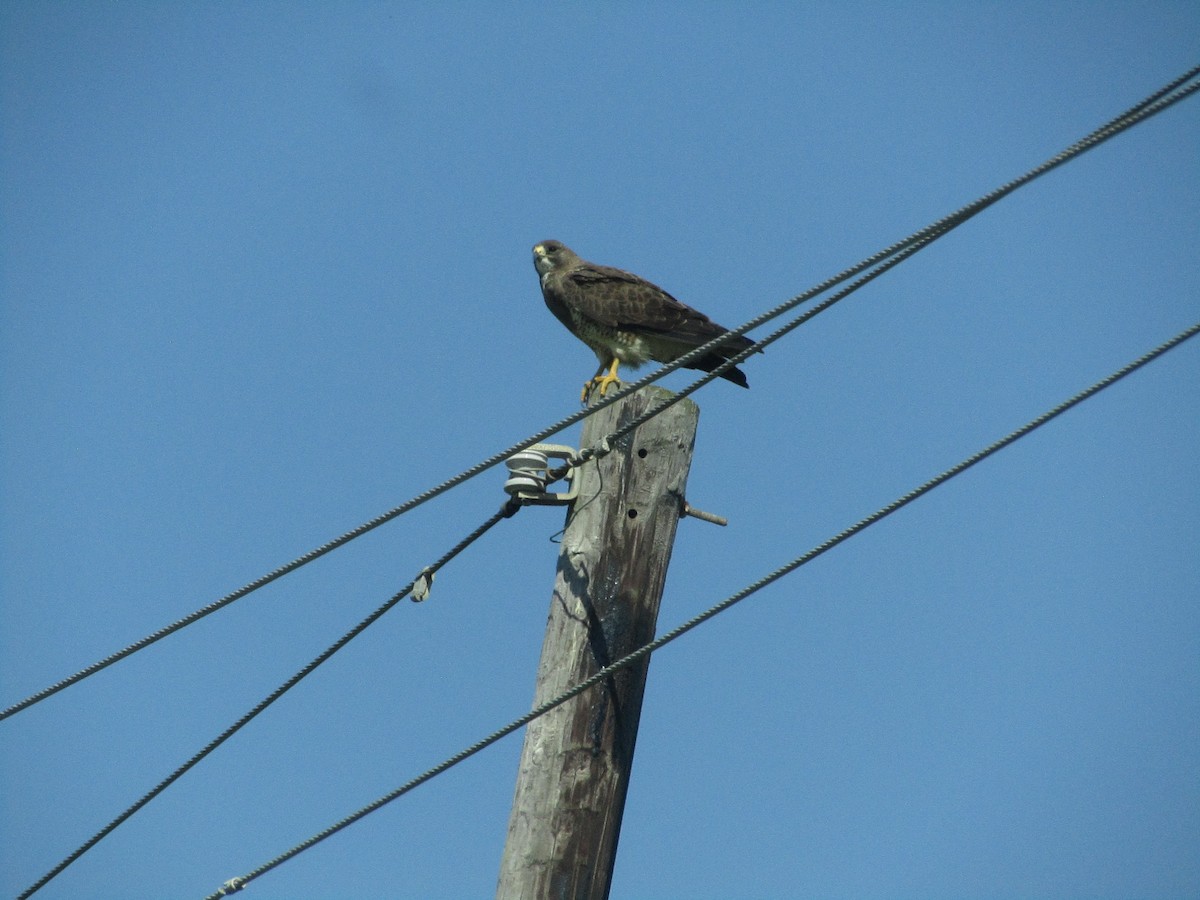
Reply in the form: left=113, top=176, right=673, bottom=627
left=681, top=502, right=728, bottom=527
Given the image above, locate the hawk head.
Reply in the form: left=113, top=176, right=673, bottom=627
left=532, top=240, right=579, bottom=278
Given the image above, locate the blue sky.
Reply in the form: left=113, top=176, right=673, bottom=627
left=2, top=4, right=1198, bottom=899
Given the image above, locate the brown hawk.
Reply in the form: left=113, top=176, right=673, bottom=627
left=533, top=240, right=755, bottom=401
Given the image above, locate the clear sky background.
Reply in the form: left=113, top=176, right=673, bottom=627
left=2, top=4, right=1198, bottom=899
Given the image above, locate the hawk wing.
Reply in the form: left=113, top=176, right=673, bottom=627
left=560, top=262, right=747, bottom=352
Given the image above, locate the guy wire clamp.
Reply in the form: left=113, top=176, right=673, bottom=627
left=504, top=444, right=580, bottom=505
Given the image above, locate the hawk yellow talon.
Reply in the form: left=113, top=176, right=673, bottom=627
left=582, top=360, right=622, bottom=402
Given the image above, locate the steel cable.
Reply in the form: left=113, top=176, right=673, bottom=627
left=17, top=500, right=522, bottom=900
left=206, top=320, right=1200, bottom=898
left=4, top=63, right=1196, bottom=724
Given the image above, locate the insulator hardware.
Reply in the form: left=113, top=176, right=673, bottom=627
left=504, top=444, right=580, bottom=505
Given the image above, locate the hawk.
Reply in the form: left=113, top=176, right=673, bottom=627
left=533, top=240, right=755, bottom=401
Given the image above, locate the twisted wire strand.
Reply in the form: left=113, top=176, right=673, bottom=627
left=5, top=65, right=1195, bottom=724
left=17, top=500, right=521, bottom=900
left=207, top=320, right=1200, bottom=898
left=552, top=223, right=951, bottom=480
left=564, top=67, right=1200, bottom=462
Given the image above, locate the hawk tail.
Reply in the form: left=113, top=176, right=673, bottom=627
left=690, top=353, right=750, bottom=388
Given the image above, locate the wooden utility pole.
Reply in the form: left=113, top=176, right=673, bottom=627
left=496, top=386, right=700, bottom=900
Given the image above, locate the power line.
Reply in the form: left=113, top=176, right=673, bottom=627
left=558, top=63, right=1200, bottom=463
left=553, top=223, right=946, bottom=482
left=16, top=500, right=522, bottom=900
left=11, top=63, right=1195, bottom=898
left=3, top=62, right=1196, bottom=724
left=205, top=319, right=1200, bottom=899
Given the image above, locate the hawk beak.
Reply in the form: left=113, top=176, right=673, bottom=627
left=533, top=244, right=545, bottom=256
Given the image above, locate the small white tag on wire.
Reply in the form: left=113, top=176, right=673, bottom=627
left=412, top=570, right=435, bottom=603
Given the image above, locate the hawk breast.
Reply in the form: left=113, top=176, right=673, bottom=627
left=568, top=308, right=653, bottom=366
